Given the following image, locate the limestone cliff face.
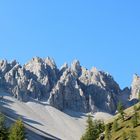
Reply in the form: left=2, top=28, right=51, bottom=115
left=0, top=57, right=134, bottom=114
left=0, top=57, right=58, bottom=101
left=24, top=57, right=58, bottom=98
left=130, top=74, right=140, bottom=99
left=49, top=60, right=120, bottom=113
left=49, top=68, right=87, bottom=112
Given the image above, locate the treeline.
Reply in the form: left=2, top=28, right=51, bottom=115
left=0, top=113, right=25, bottom=140
left=81, top=101, right=140, bottom=140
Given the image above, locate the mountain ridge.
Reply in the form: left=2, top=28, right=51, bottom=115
left=0, top=57, right=139, bottom=114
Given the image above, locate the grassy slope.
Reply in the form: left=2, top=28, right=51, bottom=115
left=105, top=103, right=140, bottom=140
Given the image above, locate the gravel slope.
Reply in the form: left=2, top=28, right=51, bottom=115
left=0, top=92, right=112, bottom=140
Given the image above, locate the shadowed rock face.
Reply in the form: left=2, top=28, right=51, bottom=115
left=0, top=57, right=135, bottom=114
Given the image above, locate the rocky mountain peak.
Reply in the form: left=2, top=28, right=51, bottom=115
left=0, top=59, right=7, bottom=66
left=24, top=57, right=44, bottom=76
left=44, top=57, right=57, bottom=69
left=90, top=67, right=98, bottom=73
left=0, top=60, right=10, bottom=74
left=10, top=60, right=19, bottom=67
left=71, top=60, right=80, bottom=70
left=133, top=74, right=140, bottom=81
left=25, top=57, right=57, bottom=71
left=60, top=63, right=68, bottom=70
left=130, top=74, right=140, bottom=99
left=71, top=60, right=82, bottom=77
left=0, top=57, right=137, bottom=114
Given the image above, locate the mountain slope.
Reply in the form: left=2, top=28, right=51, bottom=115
left=105, top=102, right=140, bottom=140
left=0, top=92, right=87, bottom=140
left=0, top=92, right=113, bottom=140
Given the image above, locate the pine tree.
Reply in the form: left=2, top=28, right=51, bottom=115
left=95, top=120, right=105, bottom=134
left=81, top=115, right=96, bottom=140
left=81, top=115, right=105, bottom=140
left=117, top=101, right=125, bottom=121
left=0, top=113, right=8, bottom=140
left=129, top=130, right=137, bottom=140
left=105, top=124, right=111, bottom=140
left=9, top=119, right=25, bottom=140
left=112, top=119, right=119, bottom=132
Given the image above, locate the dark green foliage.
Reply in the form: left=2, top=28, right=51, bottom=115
left=81, top=115, right=95, bottom=140
left=81, top=115, right=105, bottom=140
left=131, top=106, right=139, bottom=128
left=112, top=119, right=119, bottom=132
left=0, top=113, right=8, bottom=140
left=94, top=120, right=105, bottom=134
left=0, top=113, right=25, bottom=140
left=117, top=101, right=125, bottom=121
left=9, top=119, right=25, bottom=140
left=105, top=124, right=111, bottom=140
left=131, top=116, right=138, bottom=128
left=129, top=130, right=137, bottom=140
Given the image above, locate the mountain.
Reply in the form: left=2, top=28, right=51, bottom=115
left=0, top=57, right=139, bottom=114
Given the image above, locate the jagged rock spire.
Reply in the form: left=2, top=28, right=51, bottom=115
left=0, top=57, right=135, bottom=114
left=130, top=74, right=140, bottom=99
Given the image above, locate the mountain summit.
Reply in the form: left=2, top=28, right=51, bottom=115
left=0, top=57, right=139, bottom=114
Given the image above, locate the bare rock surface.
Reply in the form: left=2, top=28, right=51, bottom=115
left=0, top=57, right=138, bottom=114
left=130, top=74, right=140, bottom=99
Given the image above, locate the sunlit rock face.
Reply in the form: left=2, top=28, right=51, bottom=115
left=130, top=74, right=140, bottom=99
left=49, top=68, right=87, bottom=112
left=24, top=57, right=59, bottom=99
left=49, top=61, right=121, bottom=114
left=0, top=57, right=58, bottom=101
left=0, top=57, right=133, bottom=114
left=24, top=57, right=58, bottom=90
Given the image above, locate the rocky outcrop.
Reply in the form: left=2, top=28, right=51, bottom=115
left=130, top=74, right=140, bottom=99
left=0, top=57, right=58, bottom=101
left=118, top=87, right=131, bottom=108
left=49, top=61, right=121, bottom=113
left=0, top=57, right=136, bottom=114
left=24, top=57, right=58, bottom=92
left=49, top=68, right=87, bottom=112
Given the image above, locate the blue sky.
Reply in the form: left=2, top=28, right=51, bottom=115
left=0, top=0, right=140, bottom=88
